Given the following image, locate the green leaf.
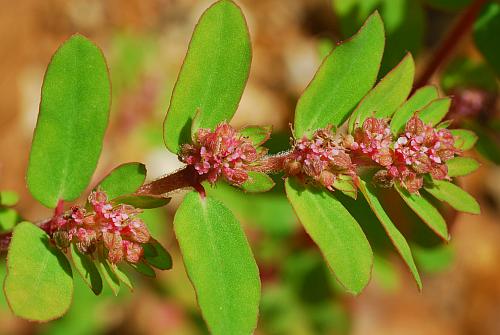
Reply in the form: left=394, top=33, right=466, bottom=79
left=436, top=119, right=453, bottom=129
left=450, top=129, right=478, bottom=151
left=205, top=180, right=297, bottom=238
left=424, top=180, right=480, bottom=214
left=417, top=97, right=451, bottom=126
left=240, top=171, right=275, bottom=193
left=390, top=85, right=439, bottom=135
left=239, top=125, right=272, bottom=146
left=0, top=208, right=19, bottom=232
left=446, top=157, right=480, bottom=177
left=285, top=178, right=372, bottom=294
left=143, top=239, right=172, bottom=270
left=70, top=244, right=102, bottom=295
left=174, top=192, right=260, bottom=335
left=474, top=3, right=500, bottom=77
left=332, top=175, right=357, bottom=199
left=332, top=0, right=424, bottom=76
left=109, top=263, right=133, bottom=291
left=27, top=34, right=111, bottom=208
left=4, top=222, right=73, bottom=321
left=348, top=53, right=415, bottom=133
left=294, top=12, right=384, bottom=137
left=317, top=38, right=334, bottom=60
left=0, top=191, right=19, bottom=207
left=163, top=0, right=251, bottom=152
left=394, top=184, right=449, bottom=241
left=96, top=258, right=120, bottom=296
left=113, top=194, right=171, bottom=209
left=129, top=261, right=156, bottom=278
left=96, top=162, right=146, bottom=199
left=358, top=180, right=422, bottom=289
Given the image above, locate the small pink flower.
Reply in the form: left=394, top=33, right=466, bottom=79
left=352, top=117, right=393, bottom=167
left=352, top=116, right=460, bottom=193
left=285, top=126, right=356, bottom=191
left=393, top=116, right=459, bottom=183
left=180, top=122, right=266, bottom=185
left=51, top=190, right=151, bottom=264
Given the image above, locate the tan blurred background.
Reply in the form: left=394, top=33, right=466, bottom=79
left=0, top=0, right=499, bottom=334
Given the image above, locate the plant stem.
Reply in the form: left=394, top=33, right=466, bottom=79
left=413, top=0, right=487, bottom=91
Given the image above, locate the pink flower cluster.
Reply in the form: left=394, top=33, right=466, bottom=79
left=351, top=116, right=459, bottom=193
left=285, top=126, right=356, bottom=190
left=352, top=117, right=393, bottom=167
left=180, top=122, right=265, bottom=185
left=51, top=191, right=150, bottom=264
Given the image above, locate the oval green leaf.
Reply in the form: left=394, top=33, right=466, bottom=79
left=424, top=180, right=480, bottom=214
left=143, top=239, right=172, bottom=270
left=96, top=162, right=147, bottom=200
left=285, top=178, right=373, bottom=294
left=417, top=97, right=451, bottom=126
left=27, top=34, right=111, bottom=208
left=109, top=263, right=133, bottom=291
left=332, top=0, right=425, bottom=76
left=0, top=208, right=19, bottom=232
left=450, top=129, right=478, bottom=150
left=239, top=125, right=272, bottom=146
left=96, top=257, right=120, bottom=296
left=240, top=171, right=275, bottom=193
left=130, top=261, right=156, bottom=278
left=4, top=222, right=73, bottom=321
left=174, top=192, right=260, bottom=335
left=163, top=0, right=251, bottom=153
left=70, top=243, right=102, bottom=295
left=446, top=157, right=480, bottom=177
left=332, top=175, right=358, bottom=199
left=390, top=85, right=439, bottom=135
left=0, top=191, right=19, bottom=207
left=348, top=53, right=415, bottom=133
left=294, top=12, right=385, bottom=137
left=358, top=180, right=422, bottom=289
left=394, top=184, right=449, bottom=241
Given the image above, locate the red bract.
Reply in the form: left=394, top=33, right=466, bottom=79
left=180, top=122, right=265, bottom=185
left=285, top=126, right=356, bottom=191
left=51, top=190, right=150, bottom=264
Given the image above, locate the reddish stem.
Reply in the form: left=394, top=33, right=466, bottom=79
left=136, top=165, right=202, bottom=195
left=413, top=0, right=487, bottom=91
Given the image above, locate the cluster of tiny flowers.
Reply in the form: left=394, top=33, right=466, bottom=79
left=51, top=191, right=150, bottom=264
left=351, top=116, right=459, bottom=193
left=352, top=117, right=393, bottom=167
left=180, top=122, right=265, bottom=185
left=284, top=126, right=356, bottom=190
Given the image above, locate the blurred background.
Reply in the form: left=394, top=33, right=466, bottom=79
left=0, top=0, right=499, bottom=334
